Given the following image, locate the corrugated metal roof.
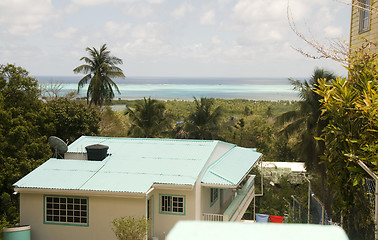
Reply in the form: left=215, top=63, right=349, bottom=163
left=14, top=136, right=262, bottom=193
left=201, top=147, right=261, bottom=185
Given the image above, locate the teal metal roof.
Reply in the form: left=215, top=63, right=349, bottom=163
left=201, top=147, right=261, bottom=185
left=167, top=221, right=349, bottom=240
left=14, top=136, right=261, bottom=193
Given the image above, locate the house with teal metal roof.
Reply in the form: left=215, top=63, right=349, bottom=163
left=14, top=136, right=262, bottom=240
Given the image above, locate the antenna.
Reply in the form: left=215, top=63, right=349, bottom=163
left=48, top=136, right=68, bottom=158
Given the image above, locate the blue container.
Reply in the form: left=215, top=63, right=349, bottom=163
left=2, top=225, right=30, bottom=240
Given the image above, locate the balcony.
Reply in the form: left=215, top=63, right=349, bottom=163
left=203, top=175, right=255, bottom=222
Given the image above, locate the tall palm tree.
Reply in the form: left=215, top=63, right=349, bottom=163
left=126, top=97, right=172, bottom=138
left=74, top=44, right=125, bottom=107
left=184, top=97, right=222, bottom=140
left=277, top=68, right=336, bottom=165
left=276, top=68, right=336, bottom=211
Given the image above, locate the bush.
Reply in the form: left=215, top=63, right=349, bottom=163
left=112, top=216, right=149, bottom=240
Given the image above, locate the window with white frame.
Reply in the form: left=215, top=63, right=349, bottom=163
left=160, top=195, right=185, bottom=214
left=45, top=196, right=88, bottom=226
left=210, top=188, right=218, bottom=205
left=359, top=0, right=371, bottom=33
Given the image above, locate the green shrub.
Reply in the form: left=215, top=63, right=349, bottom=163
left=112, top=216, right=149, bottom=240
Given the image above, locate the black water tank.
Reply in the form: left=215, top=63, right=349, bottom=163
left=85, top=144, right=109, bottom=161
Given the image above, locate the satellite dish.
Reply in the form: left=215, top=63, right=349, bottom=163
left=48, top=136, right=68, bottom=158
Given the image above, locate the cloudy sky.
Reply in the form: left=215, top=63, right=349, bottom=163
left=0, top=0, right=351, bottom=78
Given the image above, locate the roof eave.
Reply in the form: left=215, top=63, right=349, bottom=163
left=14, top=187, right=146, bottom=198
left=201, top=183, right=236, bottom=189
left=152, top=183, right=194, bottom=191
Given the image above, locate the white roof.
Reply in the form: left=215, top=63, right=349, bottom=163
left=262, top=162, right=306, bottom=173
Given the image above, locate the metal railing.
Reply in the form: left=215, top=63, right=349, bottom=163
left=202, top=175, right=256, bottom=222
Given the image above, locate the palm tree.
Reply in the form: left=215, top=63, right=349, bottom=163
left=277, top=68, right=336, bottom=165
left=184, top=97, right=222, bottom=140
left=126, top=97, right=172, bottom=138
left=276, top=68, right=336, bottom=211
left=73, top=44, right=125, bottom=107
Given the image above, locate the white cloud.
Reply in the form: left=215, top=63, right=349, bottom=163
left=0, top=0, right=56, bottom=36
left=324, top=26, right=343, bottom=38
left=171, top=2, right=194, bottom=19
left=200, top=10, right=216, bottom=25
left=211, top=36, right=222, bottom=45
left=232, top=0, right=309, bottom=25
left=123, top=3, right=154, bottom=18
left=54, top=27, right=78, bottom=39
left=131, top=22, right=164, bottom=40
left=147, top=0, right=165, bottom=4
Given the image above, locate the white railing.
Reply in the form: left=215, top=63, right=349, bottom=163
left=202, top=213, right=224, bottom=221
left=202, top=175, right=256, bottom=222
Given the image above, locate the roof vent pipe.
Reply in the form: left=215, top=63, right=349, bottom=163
left=85, top=144, right=109, bottom=161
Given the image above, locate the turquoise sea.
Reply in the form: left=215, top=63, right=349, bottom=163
left=35, top=76, right=299, bottom=101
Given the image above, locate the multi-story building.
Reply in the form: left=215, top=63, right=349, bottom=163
left=350, top=0, right=378, bottom=52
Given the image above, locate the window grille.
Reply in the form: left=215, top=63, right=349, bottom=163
left=45, top=196, right=88, bottom=225
left=160, top=195, right=184, bottom=214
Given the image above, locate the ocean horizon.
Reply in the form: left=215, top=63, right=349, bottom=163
left=35, top=76, right=300, bottom=101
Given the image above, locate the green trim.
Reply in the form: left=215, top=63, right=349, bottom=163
left=147, top=195, right=154, bottom=237
left=159, top=194, right=186, bottom=216
left=43, top=194, right=89, bottom=227
left=210, top=188, right=218, bottom=207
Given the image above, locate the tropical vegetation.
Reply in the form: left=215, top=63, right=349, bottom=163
left=184, top=97, right=223, bottom=140
left=112, top=216, right=149, bottom=240
left=126, top=97, right=172, bottom=138
left=74, top=44, right=125, bottom=107
left=276, top=68, right=337, bottom=211
left=1, top=42, right=376, bottom=239
left=315, top=44, right=377, bottom=239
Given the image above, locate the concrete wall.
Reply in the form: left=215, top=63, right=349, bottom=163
left=350, top=0, right=378, bottom=52
left=148, top=188, right=196, bottom=240
left=201, top=187, right=221, bottom=215
left=64, top=152, right=87, bottom=160
left=20, top=192, right=146, bottom=240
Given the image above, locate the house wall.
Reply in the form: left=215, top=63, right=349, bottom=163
left=201, top=187, right=237, bottom=216
left=149, top=187, right=196, bottom=240
left=64, top=152, right=87, bottom=160
left=350, top=0, right=378, bottom=52
left=20, top=192, right=146, bottom=240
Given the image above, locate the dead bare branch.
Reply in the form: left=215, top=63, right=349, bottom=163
left=287, top=3, right=349, bottom=65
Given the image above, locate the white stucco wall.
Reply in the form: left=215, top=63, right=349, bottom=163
left=148, top=188, right=196, bottom=240
left=64, top=152, right=87, bottom=160
left=20, top=192, right=146, bottom=240
left=201, top=187, right=221, bottom=215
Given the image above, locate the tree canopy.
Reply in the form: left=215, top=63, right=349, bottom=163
left=126, top=97, right=172, bottom=138
left=48, top=98, right=100, bottom=143
left=0, top=64, right=54, bottom=226
left=315, top=45, right=378, bottom=239
left=184, top=97, right=222, bottom=140
left=74, top=44, right=125, bottom=107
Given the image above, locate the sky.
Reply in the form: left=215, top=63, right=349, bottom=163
left=0, top=0, right=351, bottom=78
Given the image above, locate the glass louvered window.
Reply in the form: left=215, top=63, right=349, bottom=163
left=45, top=196, right=88, bottom=226
left=210, top=188, right=218, bottom=205
left=160, top=195, right=184, bottom=214
left=359, top=0, right=371, bottom=32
